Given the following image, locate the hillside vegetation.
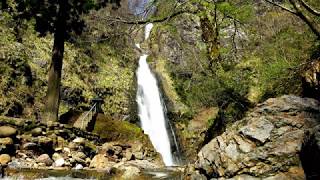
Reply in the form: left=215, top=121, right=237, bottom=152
left=0, top=7, right=138, bottom=121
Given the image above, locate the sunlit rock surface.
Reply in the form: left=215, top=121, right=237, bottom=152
left=195, top=95, right=320, bottom=179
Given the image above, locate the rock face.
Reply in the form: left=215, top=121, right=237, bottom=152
left=149, top=13, right=204, bottom=115
left=196, top=95, right=320, bottom=179
left=177, top=107, right=219, bottom=162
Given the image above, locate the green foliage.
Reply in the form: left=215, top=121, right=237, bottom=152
left=149, top=0, right=316, bottom=129
left=7, top=0, right=118, bottom=37
left=92, top=114, right=146, bottom=142
left=0, top=6, right=138, bottom=119
left=150, top=0, right=177, bottom=20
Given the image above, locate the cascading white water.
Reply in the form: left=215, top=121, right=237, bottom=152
left=144, top=23, right=154, bottom=40
left=136, top=23, right=175, bottom=166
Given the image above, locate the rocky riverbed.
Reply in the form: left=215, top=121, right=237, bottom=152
left=0, top=117, right=171, bottom=179
left=2, top=95, right=320, bottom=180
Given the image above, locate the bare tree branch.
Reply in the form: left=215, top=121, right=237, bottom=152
left=93, top=9, right=196, bottom=25
left=232, top=19, right=238, bottom=59
left=299, top=0, right=320, bottom=16
left=264, top=0, right=320, bottom=39
left=264, top=0, right=298, bottom=15
left=289, top=0, right=320, bottom=39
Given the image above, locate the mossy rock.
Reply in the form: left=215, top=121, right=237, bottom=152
left=92, top=114, right=162, bottom=163
left=92, top=114, right=148, bottom=143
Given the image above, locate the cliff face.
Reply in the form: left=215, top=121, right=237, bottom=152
left=194, top=95, right=320, bottom=179
left=144, top=0, right=317, bottom=162
left=148, top=13, right=203, bottom=116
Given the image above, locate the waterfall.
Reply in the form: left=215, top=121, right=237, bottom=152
left=136, top=23, right=175, bottom=166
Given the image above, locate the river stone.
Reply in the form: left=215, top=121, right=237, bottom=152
left=52, top=153, right=63, bottom=161
left=37, top=154, right=53, bottom=166
left=121, top=165, right=141, bottom=179
left=240, top=117, right=274, bottom=143
left=125, top=151, right=134, bottom=161
left=0, top=154, right=11, bottom=165
left=90, top=154, right=114, bottom=169
left=0, top=138, right=13, bottom=145
left=113, top=146, right=122, bottom=156
left=31, top=127, right=42, bottom=136
left=38, top=136, right=53, bottom=146
left=54, top=158, right=65, bottom=167
left=75, top=164, right=83, bottom=170
left=134, top=152, right=144, bottom=160
left=22, top=142, right=37, bottom=150
left=0, top=126, right=17, bottom=138
left=63, top=147, right=71, bottom=154
left=72, top=151, right=86, bottom=163
left=68, top=142, right=78, bottom=150
left=73, top=137, right=86, bottom=145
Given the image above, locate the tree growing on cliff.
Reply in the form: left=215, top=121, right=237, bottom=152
left=264, top=0, right=320, bottom=39
left=1, top=0, right=120, bottom=122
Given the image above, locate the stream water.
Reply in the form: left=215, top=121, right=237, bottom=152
left=136, top=23, right=176, bottom=166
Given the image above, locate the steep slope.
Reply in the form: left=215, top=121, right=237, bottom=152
left=0, top=7, right=139, bottom=122
left=146, top=0, right=317, bottom=161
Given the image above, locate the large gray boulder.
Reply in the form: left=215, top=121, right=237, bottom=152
left=196, top=95, right=320, bottom=179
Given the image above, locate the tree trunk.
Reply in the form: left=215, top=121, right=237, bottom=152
left=44, top=1, right=66, bottom=122
left=1, top=0, right=8, bottom=9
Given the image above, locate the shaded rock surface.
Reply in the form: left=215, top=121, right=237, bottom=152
left=300, top=124, right=320, bottom=180
left=176, top=107, right=219, bottom=162
left=195, top=95, right=320, bottom=179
